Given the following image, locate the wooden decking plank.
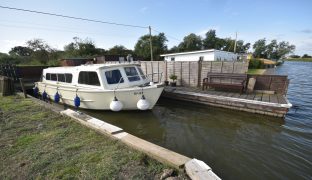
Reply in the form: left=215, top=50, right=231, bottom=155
left=218, top=92, right=230, bottom=96
left=246, top=93, right=256, bottom=100
left=254, top=93, right=262, bottom=101
left=231, top=93, right=241, bottom=98
left=212, top=91, right=224, bottom=96
left=205, top=90, right=219, bottom=95
left=277, top=95, right=287, bottom=104
left=262, top=94, right=270, bottom=102
left=239, top=94, right=248, bottom=99
left=269, top=95, right=279, bottom=103
left=225, top=92, right=236, bottom=97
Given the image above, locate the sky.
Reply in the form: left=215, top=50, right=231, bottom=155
left=0, top=0, right=311, bottom=55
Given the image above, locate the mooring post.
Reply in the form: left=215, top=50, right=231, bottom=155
left=19, top=78, right=27, bottom=98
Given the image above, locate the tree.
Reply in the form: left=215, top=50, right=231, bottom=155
left=265, top=40, right=278, bottom=59
left=276, top=41, right=295, bottom=59
left=289, top=55, right=300, bottom=58
left=168, top=46, right=179, bottom=53
left=302, top=54, right=311, bottom=58
left=64, top=37, right=101, bottom=57
left=253, top=38, right=267, bottom=58
left=107, top=45, right=133, bottom=55
left=235, top=40, right=250, bottom=53
left=252, top=38, right=295, bottom=59
left=26, top=39, right=53, bottom=64
left=178, top=33, right=202, bottom=52
left=9, top=46, right=33, bottom=57
left=134, top=33, right=168, bottom=61
left=203, top=30, right=218, bottom=49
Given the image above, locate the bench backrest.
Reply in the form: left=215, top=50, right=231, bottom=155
left=205, top=73, right=247, bottom=84
left=207, top=73, right=247, bottom=79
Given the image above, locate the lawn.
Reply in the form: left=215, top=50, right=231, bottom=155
left=0, top=96, right=184, bottom=179
left=247, top=69, right=266, bottom=75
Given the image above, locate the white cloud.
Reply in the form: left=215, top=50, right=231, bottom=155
left=139, top=7, right=148, bottom=13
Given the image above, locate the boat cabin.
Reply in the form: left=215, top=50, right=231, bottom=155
left=42, top=64, right=150, bottom=90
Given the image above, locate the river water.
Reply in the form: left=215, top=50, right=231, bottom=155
left=84, top=61, right=312, bottom=180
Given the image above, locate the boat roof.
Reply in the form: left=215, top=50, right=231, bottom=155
left=44, top=63, right=140, bottom=72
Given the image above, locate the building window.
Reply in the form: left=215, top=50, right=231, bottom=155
left=124, top=67, right=140, bottom=82
left=78, top=71, right=100, bottom=86
left=105, top=69, right=124, bottom=84
left=199, top=56, right=204, bottom=61
left=171, top=57, right=175, bottom=61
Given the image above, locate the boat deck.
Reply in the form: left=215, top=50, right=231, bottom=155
left=162, top=86, right=292, bottom=118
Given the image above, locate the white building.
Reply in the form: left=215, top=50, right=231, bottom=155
left=160, top=49, right=238, bottom=62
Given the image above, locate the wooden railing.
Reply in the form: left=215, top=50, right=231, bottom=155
left=247, top=74, right=289, bottom=95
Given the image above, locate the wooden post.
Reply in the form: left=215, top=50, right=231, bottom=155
left=157, top=61, right=159, bottom=82
left=180, top=62, right=183, bottom=86
left=197, top=61, right=202, bottom=88
left=165, top=61, right=168, bottom=81
left=188, top=62, right=191, bottom=86
left=0, top=76, right=3, bottom=96
left=268, top=77, right=272, bottom=91
left=151, top=62, right=154, bottom=82
left=173, top=61, right=175, bottom=75
left=19, top=78, right=27, bottom=98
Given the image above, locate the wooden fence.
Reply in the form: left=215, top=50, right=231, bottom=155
left=0, top=76, right=15, bottom=96
left=140, top=61, right=249, bottom=87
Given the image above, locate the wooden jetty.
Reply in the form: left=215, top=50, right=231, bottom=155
left=162, top=86, right=292, bottom=118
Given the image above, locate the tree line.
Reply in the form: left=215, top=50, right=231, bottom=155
left=0, top=29, right=296, bottom=65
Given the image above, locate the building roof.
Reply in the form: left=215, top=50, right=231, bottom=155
left=160, top=49, right=235, bottom=57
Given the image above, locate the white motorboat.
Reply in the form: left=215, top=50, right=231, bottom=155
left=35, top=63, right=164, bottom=111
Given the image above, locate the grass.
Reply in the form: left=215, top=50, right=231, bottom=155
left=284, top=58, right=312, bottom=62
left=0, top=95, right=184, bottom=179
left=247, top=69, right=266, bottom=75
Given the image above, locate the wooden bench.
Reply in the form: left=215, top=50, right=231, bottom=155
left=202, top=73, right=247, bottom=93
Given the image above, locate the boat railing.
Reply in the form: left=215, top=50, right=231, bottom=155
left=145, top=72, right=163, bottom=83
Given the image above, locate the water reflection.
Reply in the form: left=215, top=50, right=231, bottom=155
left=83, top=62, right=312, bottom=180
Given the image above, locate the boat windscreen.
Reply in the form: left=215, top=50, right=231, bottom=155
left=105, top=69, right=124, bottom=84
left=124, top=67, right=140, bottom=82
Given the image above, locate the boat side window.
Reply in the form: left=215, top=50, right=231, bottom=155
left=137, top=67, right=146, bottom=80
left=57, top=74, right=65, bottom=82
left=46, top=73, right=51, bottom=80
left=105, top=69, right=124, bottom=84
left=124, top=67, right=140, bottom=82
left=65, top=73, right=73, bottom=83
left=51, top=74, right=57, bottom=81
left=78, top=71, right=100, bottom=86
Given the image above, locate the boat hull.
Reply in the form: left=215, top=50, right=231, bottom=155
left=36, top=82, right=164, bottom=110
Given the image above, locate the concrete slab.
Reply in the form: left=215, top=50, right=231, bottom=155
left=98, top=121, right=123, bottom=135
left=185, top=159, right=221, bottom=180
left=119, top=133, right=191, bottom=169
left=61, top=109, right=123, bottom=135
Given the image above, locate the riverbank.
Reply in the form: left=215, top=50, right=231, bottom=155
left=285, top=58, right=312, bottom=62
left=0, top=95, right=187, bottom=179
